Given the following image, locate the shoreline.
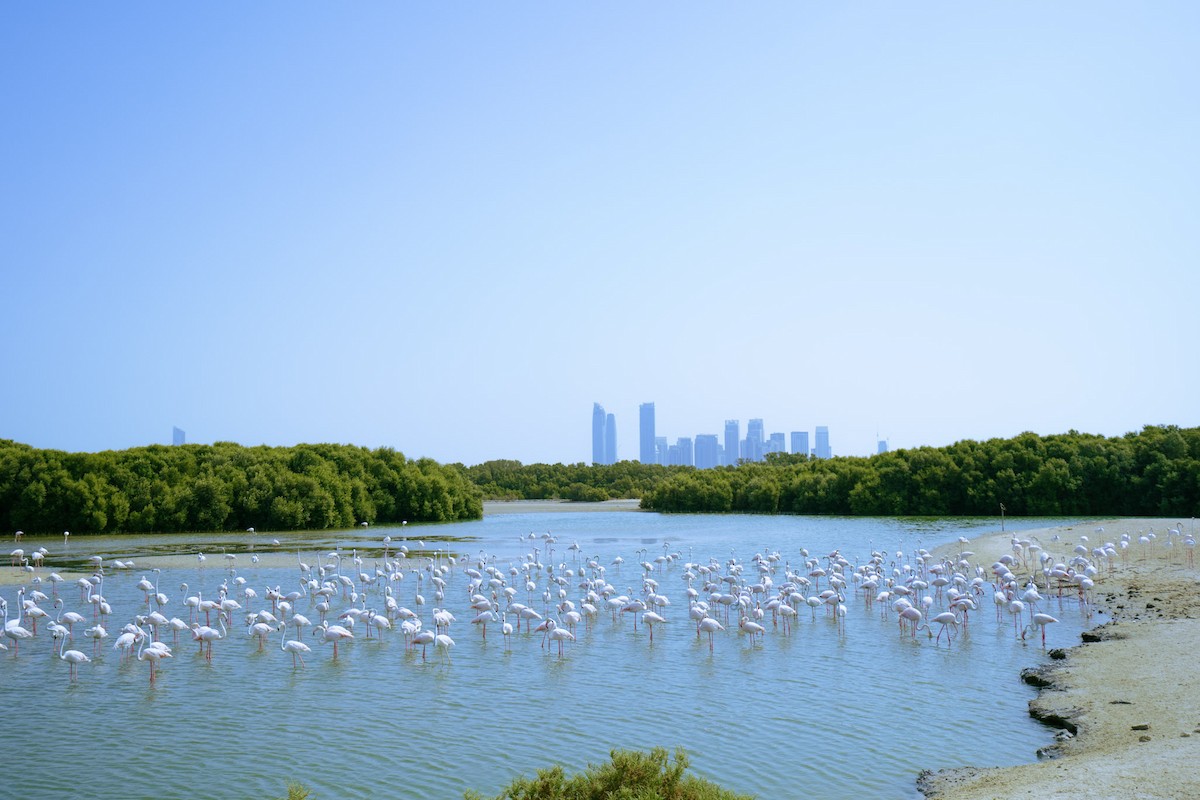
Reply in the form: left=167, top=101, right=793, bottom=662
left=919, top=518, right=1200, bottom=800
left=483, top=498, right=643, bottom=514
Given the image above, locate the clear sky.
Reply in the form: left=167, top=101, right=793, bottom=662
left=3, top=3, right=1197, bottom=466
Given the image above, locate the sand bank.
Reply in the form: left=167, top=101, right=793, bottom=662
left=920, top=519, right=1200, bottom=800
left=483, top=498, right=642, bottom=515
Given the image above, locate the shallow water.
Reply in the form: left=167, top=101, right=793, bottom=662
left=0, top=513, right=1099, bottom=799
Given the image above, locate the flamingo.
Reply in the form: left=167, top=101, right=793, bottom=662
left=2, top=599, right=34, bottom=655
left=58, top=634, right=91, bottom=681
left=411, top=628, right=435, bottom=660
left=113, top=627, right=142, bottom=661
left=136, top=631, right=172, bottom=684
left=1024, top=613, right=1059, bottom=647
left=471, top=609, right=495, bottom=640
left=313, top=623, right=354, bottom=660
left=928, top=611, right=961, bottom=645
left=84, top=623, right=108, bottom=656
left=247, top=619, right=274, bottom=652
left=500, top=612, right=514, bottom=651
left=281, top=625, right=312, bottom=668
left=898, top=605, right=922, bottom=637
left=434, top=632, right=455, bottom=664
left=54, top=599, right=87, bottom=635
left=642, top=611, right=666, bottom=643
left=697, top=616, right=724, bottom=652
left=190, top=616, right=226, bottom=663
left=738, top=615, right=765, bottom=644
left=546, top=625, right=574, bottom=657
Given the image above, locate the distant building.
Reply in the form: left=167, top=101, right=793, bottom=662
left=767, top=433, right=786, bottom=455
left=655, top=436, right=668, bottom=466
left=605, top=413, right=617, bottom=464
left=639, top=403, right=656, bottom=464
left=815, top=426, right=832, bottom=459
left=723, top=420, right=740, bottom=466
left=592, top=403, right=609, bottom=465
left=676, top=437, right=693, bottom=467
left=172, top=426, right=186, bottom=446
left=746, top=418, right=765, bottom=462
left=878, top=439, right=889, bottom=454
left=791, top=431, right=809, bottom=458
left=695, top=434, right=719, bottom=469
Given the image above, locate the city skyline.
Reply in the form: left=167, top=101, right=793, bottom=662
left=3, top=6, right=1197, bottom=467
left=631, top=402, right=836, bottom=467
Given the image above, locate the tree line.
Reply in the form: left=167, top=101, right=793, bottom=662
left=0, top=440, right=482, bottom=535
left=639, top=425, right=1200, bottom=516
left=2, top=426, right=1195, bottom=535
left=465, top=425, right=1200, bottom=517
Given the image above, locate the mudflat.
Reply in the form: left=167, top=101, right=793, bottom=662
left=920, top=518, right=1200, bottom=800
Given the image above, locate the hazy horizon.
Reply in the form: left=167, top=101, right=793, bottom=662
left=4, top=4, right=1197, bottom=466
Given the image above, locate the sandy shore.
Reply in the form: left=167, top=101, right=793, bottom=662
left=919, top=518, right=1200, bottom=800
left=483, top=498, right=643, bottom=514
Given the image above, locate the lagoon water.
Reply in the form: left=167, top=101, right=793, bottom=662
left=0, top=511, right=1098, bottom=799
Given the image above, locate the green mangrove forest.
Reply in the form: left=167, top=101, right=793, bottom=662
left=0, top=440, right=481, bottom=534
left=468, top=425, right=1199, bottom=517
left=1, top=425, right=1196, bottom=535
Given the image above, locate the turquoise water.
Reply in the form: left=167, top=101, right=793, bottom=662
left=0, top=513, right=1096, bottom=799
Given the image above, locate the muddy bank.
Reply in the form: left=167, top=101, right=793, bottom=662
left=920, top=519, right=1200, bottom=800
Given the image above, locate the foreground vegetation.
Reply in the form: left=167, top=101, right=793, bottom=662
left=463, top=747, right=753, bottom=800
left=279, top=748, right=750, bottom=800
left=0, top=440, right=481, bottom=534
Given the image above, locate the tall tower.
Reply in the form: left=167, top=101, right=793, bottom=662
left=676, top=437, right=693, bottom=467
left=724, top=420, right=739, bottom=466
left=695, top=434, right=719, bottom=469
left=172, top=426, right=186, bottom=446
left=639, top=403, right=656, bottom=464
left=605, top=412, right=617, bottom=464
left=791, top=431, right=809, bottom=458
left=592, top=403, right=607, bottom=465
left=746, top=418, right=765, bottom=462
left=815, top=426, right=831, bottom=459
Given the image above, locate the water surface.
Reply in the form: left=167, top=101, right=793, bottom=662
left=0, top=513, right=1097, bottom=799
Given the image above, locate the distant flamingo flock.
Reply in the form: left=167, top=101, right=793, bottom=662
left=3, top=522, right=1194, bottom=684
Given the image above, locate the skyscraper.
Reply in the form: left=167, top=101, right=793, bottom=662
left=639, top=403, right=656, bottom=464
left=695, top=434, right=719, bottom=469
left=791, top=431, right=809, bottom=458
left=815, top=426, right=832, bottom=459
left=724, top=420, right=739, bottom=466
left=767, top=432, right=785, bottom=455
left=655, top=436, right=668, bottom=465
left=676, top=437, right=693, bottom=467
left=746, top=418, right=765, bottom=462
left=878, top=439, right=889, bottom=454
left=605, top=412, right=617, bottom=464
left=592, top=403, right=607, bottom=465
left=172, top=426, right=186, bottom=446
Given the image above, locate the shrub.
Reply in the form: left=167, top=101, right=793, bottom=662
left=463, top=747, right=753, bottom=800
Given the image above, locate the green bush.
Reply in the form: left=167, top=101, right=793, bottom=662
left=463, top=747, right=753, bottom=800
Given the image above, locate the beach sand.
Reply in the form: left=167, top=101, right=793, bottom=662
left=919, top=518, right=1200, bottom=800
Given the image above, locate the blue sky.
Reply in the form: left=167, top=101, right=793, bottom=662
left=3, top=3, right=1197, bottom=466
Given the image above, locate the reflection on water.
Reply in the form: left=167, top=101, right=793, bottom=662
left=0, top=513, right=1096, bottom=799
